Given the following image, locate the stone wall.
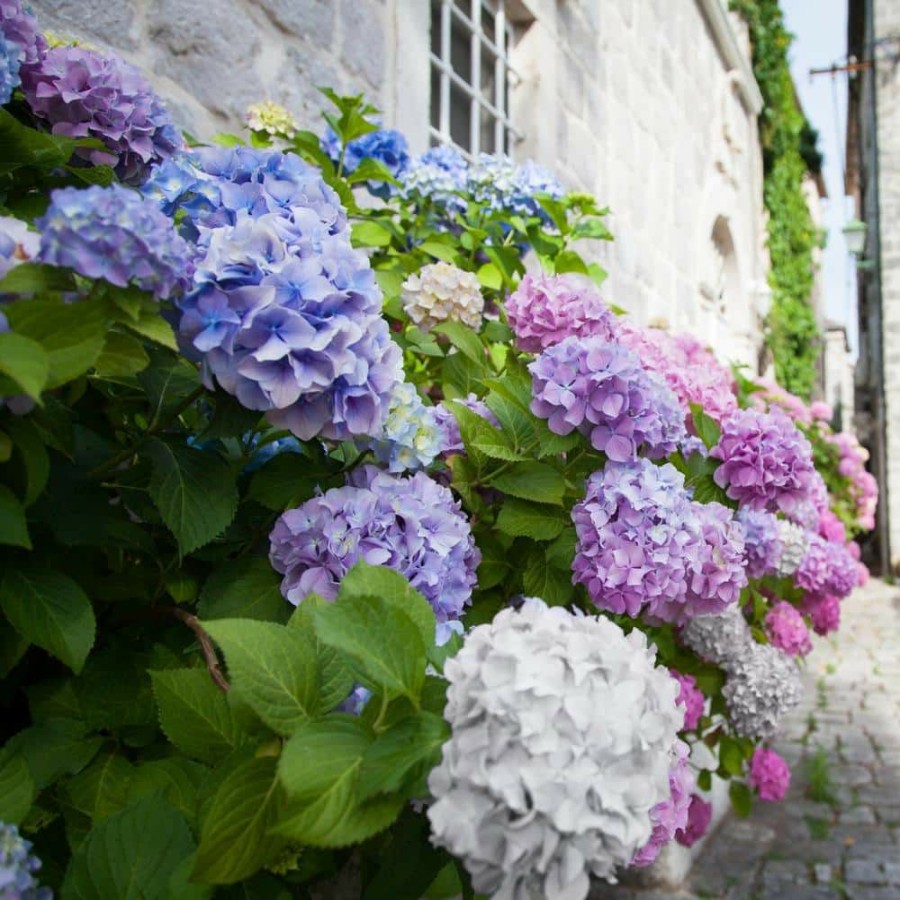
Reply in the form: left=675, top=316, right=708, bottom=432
left=29, top=0, right=770, bottom=370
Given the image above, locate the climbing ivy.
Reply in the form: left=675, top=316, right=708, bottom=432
left=732, top=0, right=823, bottom=399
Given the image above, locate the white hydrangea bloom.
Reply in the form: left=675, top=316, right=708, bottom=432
left=774, top=519, right=809, bottom=577
left=722, top=642, right=803, bottom=740
left=401, top=261, right=484, bottom=331
left=246, top=100, right=299, bottom=138
left=427, top=598, right=685, bottom=900
left=679, top=603, right=753, bottom=669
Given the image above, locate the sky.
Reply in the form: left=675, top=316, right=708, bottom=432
left=781, top=0, right=856, bottom=353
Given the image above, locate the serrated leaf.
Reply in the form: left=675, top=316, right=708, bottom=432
left=0, top=331, right=49, bottom=400
left=127, top=758, right=206, bottom=827
left=718, top=736, right=744, bottom=777
left=150, top=668, right=246, bottom=764
left=729, top=780, right=753, bottom=818
left=433, top=321, right=484, bottom=366
left=276, top=715, right=403, bottom=847
left=523, top=551, right=575, bottom=606
left=0, top=567, right=95, bottom=672
left=358, top=712, right=449, bottom=801
left=94, top=332, right=150, bottom=377
left=0, top=261, right=76, bottom=293
left=6, top=297, right=110, bottom=388
left=492, top=461, right=566, bottom=505
left=418, top=240, right=459, bottom=263
left=62, top=795, right=198, bottom=900
left=64, top=753, right=134, bottom=823
left=0, top=748, right=34, bottom=823
left=690, top=404, right=722, bottom=450
left=7, top=720, right=103, bottom=789
left=145, top=438, right=238, bottom=555
left=476, top=262, right=503, bottom=291
left=352, top=219, right=393, bottom=247
left=0, top=485, right=31, bottom=548
left=123, top=309, right=178, bottom=350
left=198, top=558, right=289, bottom=623
left=203, top=619, right=319, bottom=736
left=338, top=563, right=435, bottom=650
left=247, top=452, right=337, bottom=511
left=6, top=418, right=50, bottom=506
left=313, top=592, right=427, bottom=703
left=496, top=498, right=568, bottom=540
left=192, top=754, right=285, bottom=884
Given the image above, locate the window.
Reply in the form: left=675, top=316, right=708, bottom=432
left=429, top=0, right=521, bottom=156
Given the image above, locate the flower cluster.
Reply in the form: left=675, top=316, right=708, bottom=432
left=1, top=0, right=45, bottom=105
left=0, top=821, right=50, bottom=900
left=400, top=145, right=467, bottom=213
left=505, top=273, right=618, bottom=353
left=573, top=459, right=738, bottom=623
left=670, top=670, right=705, bottom=731
left=795, top=535, right=859, bottom=599
left=680, top=604, right=753, bottom=667
left=359, top=381, right=442, bottom=472
left=269, top=465, right=479, bottom=622
left=619, top=323, right=738, bottom=426
left=829, top=431, right=878, bottom=530
left=164, top=146, right=403, bottom=440
left=711, top=408, right=817, bottom=517
left=737, top=507, right=782, bottom=579
left=676, top=795, right=713, bottom=848
left=400, top=261, right=484, bottom=331
left=530, top=338, right=686, bottom=461
left=21, top=45, right=181, bottom=183
left=774, top=519, right=809, bottom=577
left=427, top=599, right=685, bottom=896
left=764, top=601, right=812, bottom=656
left=467, top=153, right=563, bottom=219
left=37, top=184, right=193, bottom=299
left=801, top=592, right=841, bottom=636
left=246, top=100, right=299, bottom=139
left=748, top=748, right=791, bottom=802
left=323, top=126, right=409, bottom=198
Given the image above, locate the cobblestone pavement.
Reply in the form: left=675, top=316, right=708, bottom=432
left=595, top=578, right=900, bottom=900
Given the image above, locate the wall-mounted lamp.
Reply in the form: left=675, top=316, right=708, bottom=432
left=842, top=218, right=876, bottom=271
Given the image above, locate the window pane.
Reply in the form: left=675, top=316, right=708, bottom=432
left=430, top=66, right=441, bottom=132
left=430, top=0, right=442, bottom=57
left=480, top=105, right=496, bottom=154
left=481, top=3, right=496, bottom=44
left=481, top=47, right=497, bottom=96
left=450, top=12, right=472, bottom=79
left=450, top=82, right=471, bottom=149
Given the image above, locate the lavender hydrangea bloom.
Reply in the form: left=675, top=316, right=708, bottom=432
left=322, top=127, right=409, bottom=199
left=0, top=821, right=51, bottom=899
left=737, top=508, right=782, bottom=579
left=37, top=184, right=193, bottom=298
left=505, top=272, right=618, bottom=353
left=0, top=0, right=45, bottom=104
left=632, top=740, right=693, bottom=867
left=166, top=147, right=403, bottom=441
left=795, top=535, right=859, bottom=599
left=710, top=409, right=817, bottom=517
left=686, top=501, right=748, bottom=614
left=765, top=601, right=812, bottom=656
left=428, top=599, right=685, bottom=894
left=571, top=459, right=704, bottom=620
left=269, top=465, right=479, bottom=622
left=21, top=45, right=181, bottom=183
left=530, top=337, right=686, bottom=461
left=358, top=381, right=442, bottom=473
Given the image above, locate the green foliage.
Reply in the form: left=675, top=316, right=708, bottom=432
left=731, top=0, right=823, bottom=398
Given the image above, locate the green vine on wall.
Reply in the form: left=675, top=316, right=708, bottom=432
left=732, top=0, right=823, bottom=399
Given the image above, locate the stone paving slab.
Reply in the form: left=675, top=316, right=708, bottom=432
left=592, top=579, right=900, bottom=900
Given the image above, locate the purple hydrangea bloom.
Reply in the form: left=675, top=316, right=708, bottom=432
left=686, top=501, right=748, bottom=614
left=736, top=508, right=782, bottom=579
left=21, top=45, right=181, bottom=183
left=795, top=535, right=859, bottom=599
left=37, top=184, right=193, bottom=299
left=710, top=408, right=817, bottom=518
left=0, top=0, right=45, bottom=104
left=323, top=127, right=410, bottom=199
left=571, top=459, right=703, bottom=620
left=632, top=740, right=693, bottom=867
left=167, top=147, right=403, bottom=441
left=529, top=336, right=686, bottom=462
left=505, top=272, right=618, bottom=353
left=764, top=601, right=812, bottom=656
left=358, top=381, right=442, bottom=473
left=269, top=465, right=480, bottom=622
left=675, top=795, right=713, bottom=848
left=748, top=748, right=790, bottom=802
left=670, top=670, right=704, bottom=731
left=433, top=394, right=499, bottom=456
left=0, top=821, right=51, bottom=899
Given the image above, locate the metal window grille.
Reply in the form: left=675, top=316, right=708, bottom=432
left=429, top=0, right=522, bottom=157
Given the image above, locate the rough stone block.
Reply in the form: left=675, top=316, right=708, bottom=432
left=30, top=0, right=137, bottom=49
left=257, top=0, right=334, bottom=43
left=339, top=0, right=385, bottom=88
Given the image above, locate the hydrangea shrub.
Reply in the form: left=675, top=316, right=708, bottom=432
left=0, top=14, right=878, bottom=899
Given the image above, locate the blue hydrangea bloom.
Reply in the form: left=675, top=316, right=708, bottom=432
left=401, top=145, right=468, bottom=214
left=37, top=184, right=194, bottom=299
left=269, top=464, right=480, bottom=622
left=322, top=127, right=410, bottom=199
left=736, top=507, right=783, bottom=579
left=467, top=153, right=563, bottom=220
left=157, top=146, right=403, bottom=441
left=0, top=822, right=51, bottom=899
left=0, top=32, right=20, bottom=104
left=0, top=0, right=45, bottom=106
left=359, top=382, right=442, bottom=473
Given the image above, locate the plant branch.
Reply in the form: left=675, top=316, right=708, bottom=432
left=171, top=608, right=230, bottom=693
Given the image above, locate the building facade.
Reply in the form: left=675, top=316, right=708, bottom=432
left=30, top=0, right=772, bottom=369
left=847, top=0, right=899, bottom=570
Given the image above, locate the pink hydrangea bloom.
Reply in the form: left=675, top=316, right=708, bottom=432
left=676, top=794, right=713, bottom=847
left=809, top=401, right=833, bottom=421
left=670, top=670, right=704, bottom=731
left=764, top=601, right=812, bottom=656
left=750, top=379, right=813, bottom=424
left=748, top=748, right=790, bottom=801
left=632, top=740, right=693, bottom=866
left=801, top=592, right=841, bottom=635
left=505, top=272, right=617, bottom=353
left=818, top=509, right=847, bottom=544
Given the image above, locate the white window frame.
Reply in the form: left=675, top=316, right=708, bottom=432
left=429, top=0, right=523, bottom=156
